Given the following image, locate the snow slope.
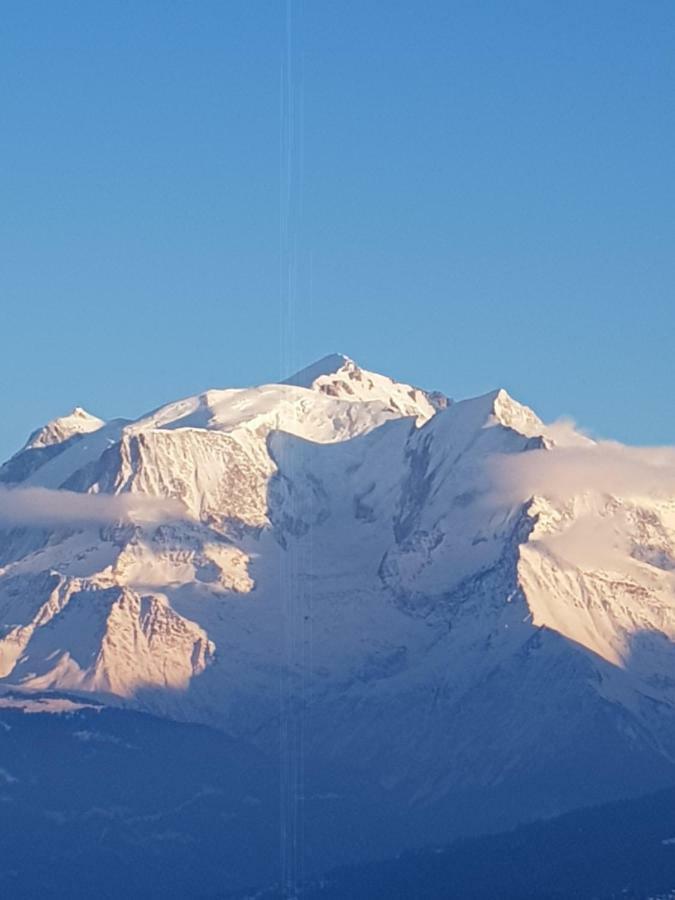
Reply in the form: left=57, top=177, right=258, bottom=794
left=1, top=356, right=675, bottom=849
left=24, top=407, right=105, bottom=450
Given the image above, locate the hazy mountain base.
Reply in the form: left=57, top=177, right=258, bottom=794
left=1, top=691, right=675, bottom=900
left=0, top=697, right=415, bottom=899
left=230, top=785, right=675, bottom=900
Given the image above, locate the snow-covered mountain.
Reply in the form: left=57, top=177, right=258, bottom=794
left=2, top=353, right=675, bottom=857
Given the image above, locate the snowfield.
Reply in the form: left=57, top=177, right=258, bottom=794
left=2, top=353, right=675, bottom=842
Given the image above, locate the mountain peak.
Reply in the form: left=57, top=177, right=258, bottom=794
left=282, top=353, right=439, bottom=425
left=283, top=353, right=355, bottom=388
left=2, top=358, right=675, bottom=879
left=25, top=407, right=105, bottom=450
left=490, top=388, right=544, bottom=436
left=456, top=388, right=544, bottom=439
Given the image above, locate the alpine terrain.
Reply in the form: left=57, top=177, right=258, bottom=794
left=1, top=354, right=675, bottom=896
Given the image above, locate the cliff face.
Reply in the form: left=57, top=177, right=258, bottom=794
left=2, top=355, right=675, bottom=841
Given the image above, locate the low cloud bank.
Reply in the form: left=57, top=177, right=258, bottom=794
left=0, top=486, right=186, bottom=527
left=490, top=440, right=675, bottom=504
left=487, top=433, right=675, bottom=571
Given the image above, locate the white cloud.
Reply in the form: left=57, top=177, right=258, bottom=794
left=490, top=441, right=675, bottom=504
left=0, top=486, right=186, bottom=527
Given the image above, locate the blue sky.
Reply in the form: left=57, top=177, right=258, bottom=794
left=1, top=0, right=674, bottom=460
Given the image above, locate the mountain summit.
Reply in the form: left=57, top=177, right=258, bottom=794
left=24, top=406, right=105, bottom=450
left=283, top=352, right=444, bottom=421
left=1, top=357, right=675, bottom=859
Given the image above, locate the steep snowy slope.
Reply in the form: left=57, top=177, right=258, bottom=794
left=1, top=356, right=675, bottom=856
left=283, top=352, right=447, bottom=419
left=24, top=407, right=105, bottom=450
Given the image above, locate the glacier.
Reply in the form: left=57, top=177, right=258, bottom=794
left=2, top=353, right=675, bottom=866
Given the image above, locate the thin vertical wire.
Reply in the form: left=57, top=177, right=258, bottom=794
left=279, top=1, right=305, bottom=896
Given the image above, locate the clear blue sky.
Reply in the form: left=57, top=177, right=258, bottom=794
left=2, top=0, right=674, bottom=460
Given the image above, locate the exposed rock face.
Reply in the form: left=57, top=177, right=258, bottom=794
left=2, top=355, right=675, bottom=844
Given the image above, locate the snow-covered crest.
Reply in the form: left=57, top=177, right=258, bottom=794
left=1, top=356, right=675, bottom=839
left=24, top=407, right=105, bottom=450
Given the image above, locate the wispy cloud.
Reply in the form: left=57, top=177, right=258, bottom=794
left=0, top=486, right=186, bottom=527
left=490, top=440, right=675, bottom=504
left=486, top=427, right=675, bottom=573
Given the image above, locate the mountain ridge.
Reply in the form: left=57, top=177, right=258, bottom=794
left=1, top=355, right=675, bottom=861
